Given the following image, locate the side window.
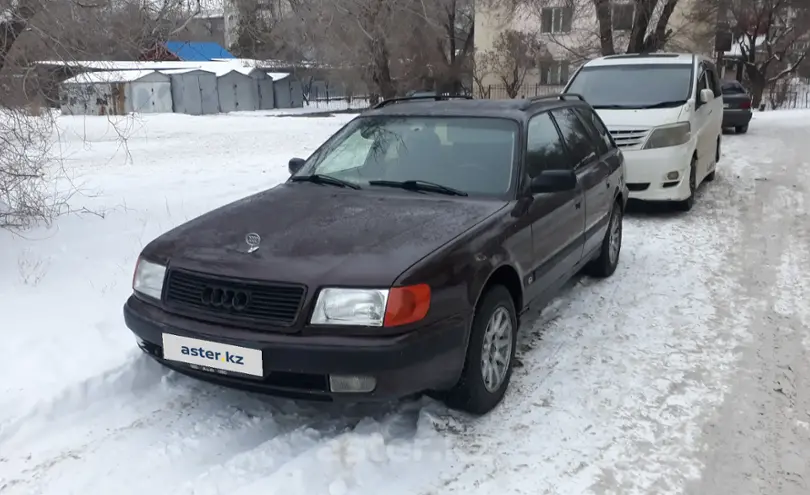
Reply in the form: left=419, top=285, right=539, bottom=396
left=526, top=112, right=569, bottom=178
left=550, top=108, right=598, bottom=168
left=574, top=107, right=613, bottom=155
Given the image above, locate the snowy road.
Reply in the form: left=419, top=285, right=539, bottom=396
left=1, top=110, right=809, bottom=494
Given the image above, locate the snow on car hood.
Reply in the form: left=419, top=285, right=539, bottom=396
left=141, top=182, right=509, bottom=287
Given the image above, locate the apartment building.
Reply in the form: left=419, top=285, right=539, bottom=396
left=474, top=0, right=715, bottom=96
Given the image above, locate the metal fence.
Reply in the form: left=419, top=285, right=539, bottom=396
left=303, top=87, right=372, bottom=111
left=481, top=83, right=810, bottom=110
left=763, top=89, right=810, bottom=110
left=479, top=84, right=566, bottom=100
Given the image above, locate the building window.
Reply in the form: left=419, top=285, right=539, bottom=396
left=611, top=2, right=635, bottom=31
left=539, top=61, right=571, bottom=85
left=541, top=7, right=573, bottom=33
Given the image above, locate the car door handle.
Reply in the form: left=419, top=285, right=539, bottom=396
left=575, top=202, right=582, bottom=209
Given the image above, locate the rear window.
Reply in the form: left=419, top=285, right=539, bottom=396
left=721, top=81, right=746, bottom=94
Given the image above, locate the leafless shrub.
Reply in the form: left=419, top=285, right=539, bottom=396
left=0, top=0, right=210, bottom=232
left=479, top=29, right=548, bottom=98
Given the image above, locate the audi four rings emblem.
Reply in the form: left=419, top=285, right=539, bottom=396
left=201, top=286, right=250, bottom=311
left=245, top=232, right=261, bottom=253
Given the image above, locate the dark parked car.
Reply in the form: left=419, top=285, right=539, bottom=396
left=123, top=93, right=629, bottom=415
left=721, top=80, right=753, bottom=133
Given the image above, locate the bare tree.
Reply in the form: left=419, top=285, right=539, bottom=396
left=481, top=29, right=546, bottom=97
left=0, top=0, right=208, bottom=231
left=723, top=0, right=809, bottom=108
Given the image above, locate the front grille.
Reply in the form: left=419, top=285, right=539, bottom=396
left=163, top=268, right=306, bottom=326
left=609, top=128, right=649, bottom=150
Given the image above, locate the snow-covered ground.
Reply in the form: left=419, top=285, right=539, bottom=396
left=1, top=109, right=810, bottom=494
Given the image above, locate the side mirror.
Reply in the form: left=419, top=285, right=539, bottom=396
left=288, top=157, right=305, bottom=175
left=530, top=169, right=577, bottom=194
left=699, top=88, right=714, bottom=104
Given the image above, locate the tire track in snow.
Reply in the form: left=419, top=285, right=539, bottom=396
left=0, top=354, right=448, bottom=495
left=419, top=160, right=751, bottom=494
left=686, top=122, right=810, bottom=495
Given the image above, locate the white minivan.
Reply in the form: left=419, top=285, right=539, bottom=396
left=563, top=53, right=723, bottom=211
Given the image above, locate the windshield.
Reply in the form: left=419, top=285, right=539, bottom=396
left=294, top=116, right=519, bottom=196
left=565, top=64, right=694, bottom=109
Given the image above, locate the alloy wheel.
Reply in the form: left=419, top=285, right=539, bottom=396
left=480, top=306, right=513, bottom=393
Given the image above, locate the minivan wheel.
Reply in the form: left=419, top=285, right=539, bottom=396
left=674, top=156, right=697, bottom=212
left=585, top=199, right=623, bottom=278
left=444, top=285, right=517, bottom=415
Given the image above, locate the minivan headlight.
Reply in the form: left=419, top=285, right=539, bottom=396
left=642, top=122, right=691, bottom=150
left=132, top=258, right=167, bottom=300
left=310, top=285, right=431, bottom=327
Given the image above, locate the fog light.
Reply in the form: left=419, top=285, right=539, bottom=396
left=666, top=171, right=680, bottom=180
left=329, top=375, right=377, bottom=393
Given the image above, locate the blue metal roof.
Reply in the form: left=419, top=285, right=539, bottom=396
left=164, top=41, right=235, bottom=61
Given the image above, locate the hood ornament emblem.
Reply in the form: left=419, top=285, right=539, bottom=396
left=245, top=233, right=261, bottom=253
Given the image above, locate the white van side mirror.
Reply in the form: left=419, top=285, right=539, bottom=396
left=699, top=88, right=714, bottom=104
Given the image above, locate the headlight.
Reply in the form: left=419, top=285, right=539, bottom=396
left=132, top=258, right=167, bottom=300
left=642, top=122, right=691, bottom=150
left=310, top=285, right=431, bottom=327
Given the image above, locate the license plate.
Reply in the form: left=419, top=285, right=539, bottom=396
left=162, top=333, right=263, bottom=377
left=723, top=103, right=730, bottom=108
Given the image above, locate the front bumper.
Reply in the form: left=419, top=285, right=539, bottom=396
left=123, top=296, right=468, bottom=402
left=722, top=109, right=752, bottom=128
left=622, top=142, right=694, bottom=202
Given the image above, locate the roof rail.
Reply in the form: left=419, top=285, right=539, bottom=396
left=526, top=93, right=585, bottom=103
left=372, top=94, right=473, bottom=109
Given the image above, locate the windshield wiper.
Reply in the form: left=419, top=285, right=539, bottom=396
left=592, top=104, right=634, bottom=109
left=638, top=99, right=687, bottom=109
left=593, top=100, right=687, bottom=110
left=290, top=174, right=361, bottom=189
left=368, top=180, right=468, bottom=197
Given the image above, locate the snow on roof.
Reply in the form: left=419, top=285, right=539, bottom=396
left=62, top=70, right=160, bottom=84
left=724, top=35, right=766, bottom=57
left=266, top=72, right=290, bottom=81
left=159, top=68, right=204, bottom=75
left=41, top=60, right=272, bottom=77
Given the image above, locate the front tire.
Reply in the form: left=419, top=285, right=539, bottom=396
left=736, top=124, right=749, bottom=134
left=674, top=155, right=697, bottom=212
left=705, top=139, right=720, bottom=182
left=444, top=285, right=518, bottom=415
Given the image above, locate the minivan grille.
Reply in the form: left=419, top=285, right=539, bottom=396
left=609, top=129, right=650, bottom=150
left=163, top=268, right=306, bottom=327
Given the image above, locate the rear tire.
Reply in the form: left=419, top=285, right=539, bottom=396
left=444, top=285, right=518, bottom=415
left=736, top=124, right=749, bottom=134
left=585, top=198, right=623, bottom=278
